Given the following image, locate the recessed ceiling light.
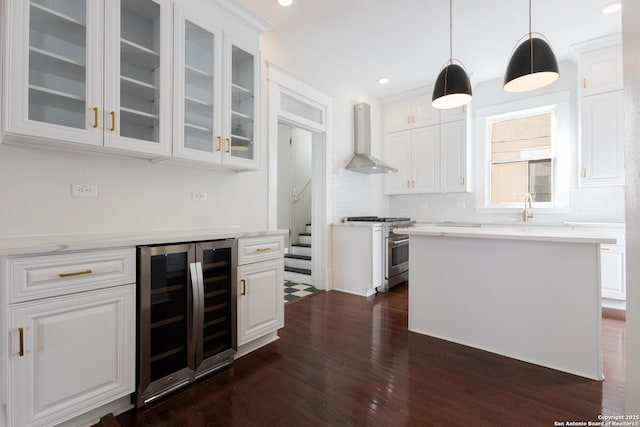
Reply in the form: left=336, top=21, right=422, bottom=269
left=602, top=1, right=621, bottom=14
left=377, top=77, right=390, bottom=85
left=278, top=0, right=293, bottom=6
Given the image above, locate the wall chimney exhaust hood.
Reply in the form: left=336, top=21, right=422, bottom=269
left=345, top=103, right=398, bottom=174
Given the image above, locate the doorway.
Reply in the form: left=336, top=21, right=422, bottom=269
left=277, top=124, right=319, bottom=302
left=267, top=63, right=333, bottom=294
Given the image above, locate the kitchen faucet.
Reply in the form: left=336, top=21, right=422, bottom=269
left=522, top=193, right=533, bottom=222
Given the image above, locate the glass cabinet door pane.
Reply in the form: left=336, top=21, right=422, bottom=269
left=119, top=0, right=161, bottom=142
left=230, top=45, right=255, bottom=160
left=148, top=252, right=190, bottom=382
left=183, top=21, right=215, bottom=153
left=28, top=0, right=87, bottom=129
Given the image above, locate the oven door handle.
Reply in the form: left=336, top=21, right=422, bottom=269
left=388, top=238, right=409, bottom=246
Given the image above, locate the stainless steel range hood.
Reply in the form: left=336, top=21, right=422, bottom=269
left=345, top=103, right=398, bottom=174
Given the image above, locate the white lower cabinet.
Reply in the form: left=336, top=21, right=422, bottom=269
left=4, top=247, right=135, bottom=427
left=236, top=236, right=284, bottom=354
left=8, top=285, right=134, bottom=427
left=237, top=258, right=284, bottom=346
left=601, top=242, right=626, bottom=301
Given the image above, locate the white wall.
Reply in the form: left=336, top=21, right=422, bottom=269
left=623, top=0, right=640, bottom=413
left=389, top=61, right=625, bottom=224
left=257, top=32, right=388, bottom=222
left=0, top=144, right=268, bottom=236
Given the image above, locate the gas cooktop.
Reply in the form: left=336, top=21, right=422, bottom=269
left=346, top=216, right=411, bottom=222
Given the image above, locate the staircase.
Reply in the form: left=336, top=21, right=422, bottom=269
left=284, top=224, right=312, bottom=285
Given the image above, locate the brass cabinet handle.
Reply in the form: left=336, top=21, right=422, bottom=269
left=216, top=136, right=222, bottom=151
left=18, top=328, right=24, bottom=357
left=583, top=78, right=587, bottom=89
left=59, top=269, right=92, bottom=278
left=226, top=138, right=231, bottom=153
left=412, top=115, right=415, bottom=123
left=582, top=168, right=587, bottom=178
left=461, top=176, right=465, bottom=186
left=93, top=107, right=99, bottom=128
left=110, top=111, right=116, bottom=131
left=407, top=116, right=410, bottom=125
left=241, top=279, right=246, bottom=296
left=255, top=247, right=272, bottom=252
left=601, top=247, right=611, bottom=251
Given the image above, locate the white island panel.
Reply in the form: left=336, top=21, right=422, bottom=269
left=409, top=234, right=603, bottom=380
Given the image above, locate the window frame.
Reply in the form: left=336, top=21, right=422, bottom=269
left=474, top=91, right=571, bottom=214
left=487, top=108, right=556, bottom=208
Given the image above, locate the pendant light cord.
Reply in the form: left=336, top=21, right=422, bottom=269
left=449, top=0, right=453, bottom=64
left=529, top=0, right=533, bottom=73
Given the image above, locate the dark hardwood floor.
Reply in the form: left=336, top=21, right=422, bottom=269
left=110, top=284, right=626, bottom=426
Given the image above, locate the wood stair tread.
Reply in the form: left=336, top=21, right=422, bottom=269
left=285, top=266, right=312, bottom=275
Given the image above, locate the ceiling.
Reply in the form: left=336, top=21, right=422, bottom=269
left=237, top=0, right=622, bottom=98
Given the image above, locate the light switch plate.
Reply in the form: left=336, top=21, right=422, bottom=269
left=192, top=191, right=207, bottom=201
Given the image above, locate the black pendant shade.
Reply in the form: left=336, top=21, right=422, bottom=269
left=504, top=36, right=559, bottom=92
left=432, top=63, right=473, bottom=109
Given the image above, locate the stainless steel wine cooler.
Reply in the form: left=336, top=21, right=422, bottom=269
left=136, top=239, right=237, bottom=406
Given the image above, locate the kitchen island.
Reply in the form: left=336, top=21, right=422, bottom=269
left=399, top=225, right=616, bottom=380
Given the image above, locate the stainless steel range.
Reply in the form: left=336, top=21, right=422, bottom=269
left=346, top=217, right=415, bottom=293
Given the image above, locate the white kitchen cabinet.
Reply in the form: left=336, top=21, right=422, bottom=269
left=173, top=3, right=260, bottom=170
left=384, top=96, right=438, bottom=133
left=332, top=224, right=382, bottom=297
left=8, top=286, right=134, bottom=427
left=580, top=44, right=623, bottom=97
left=441, top=120, right=467, bottom=193
left=237, top=258, right=284, bottom=346
left=236, top=236, right=284, bottom=351
left=601, top=243, right=625, bottom=301
left=440, top=104, right=468, bottom=124
left=575, top=38, right=624, bottom=187
left=3, top=0, right=173, bottom=158
left=4, top=248, right=135, bottom=427
left=383, top=121, right=467, bottom=195
left=384, top=127, right=440, bottom=194
left=580, top=90, right=624, bottom=187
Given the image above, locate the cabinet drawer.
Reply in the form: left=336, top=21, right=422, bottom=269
left=7, top=248, right=136, bottom=303
left=238, top=236, right=284, bottom=265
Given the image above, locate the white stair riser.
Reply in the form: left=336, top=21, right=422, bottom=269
left=285, top=258, right=312, bottom=270
left=291, top=246, right=312, bottom=256
left=298, top=235, right=312, bottom=245
left=285, top=270, right=312, bottom=285
left=305, top=225, right=312, bottom=234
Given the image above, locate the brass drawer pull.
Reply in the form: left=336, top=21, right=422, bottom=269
left=59, top=269, right=93, bottom=278
left=18, top=328, right=24, bottom=357
left=601, top=247, right=611, bottom=251
left=241, top=279, right=246, bottom=295
left=93, top=107, right=99, bottom=128
left=226, top=138, right=231, bottom=153
left=110, top=111, right=116, bottom=131
left=216, top=136, right=222, bottom=151
left=255, top=247, right=272, bottom=252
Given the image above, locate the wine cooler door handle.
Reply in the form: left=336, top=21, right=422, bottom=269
left=189, top=262, right=201, bottom=360
left=195, top=261, right=205, bottom=359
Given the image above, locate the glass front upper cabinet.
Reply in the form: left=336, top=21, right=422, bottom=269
left=104, top=0, right=172, bottom=156
left=227, top=44, right=256, bottom=167
left=6, top=0, right=171, bottom=156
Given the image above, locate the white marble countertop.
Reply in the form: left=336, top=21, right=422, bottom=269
left=0, top=228, right=288, bottom=256
left=397, top=225, right=617, bottom=244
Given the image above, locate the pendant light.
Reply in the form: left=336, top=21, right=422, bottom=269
left=432, top=0, right=472, bottom=109
left=504, top=0, right=559, bottom=92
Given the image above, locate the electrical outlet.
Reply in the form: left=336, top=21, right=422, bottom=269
left=71, top=184, right=98, bottom=197
left=192, top=191, right=207, bottom=201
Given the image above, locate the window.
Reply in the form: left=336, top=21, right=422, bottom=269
left=489, top=112, right=553, bottom=205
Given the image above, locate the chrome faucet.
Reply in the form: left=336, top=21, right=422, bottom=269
left=522, top=193, right=533, bottom=222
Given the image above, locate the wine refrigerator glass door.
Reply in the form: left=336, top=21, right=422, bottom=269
left=195, top=240, right=237, bottom=376
left=137, top=243, right=195, bottom=406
